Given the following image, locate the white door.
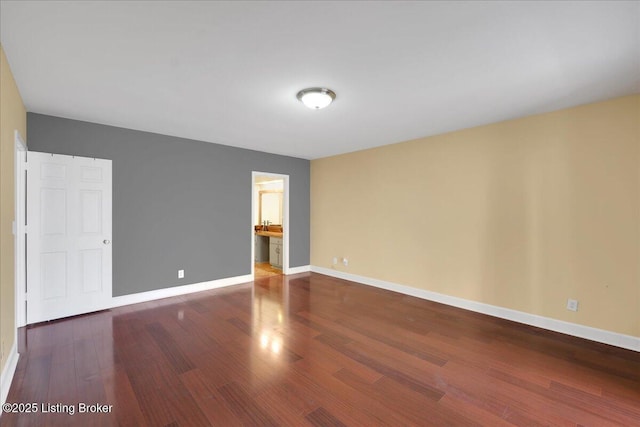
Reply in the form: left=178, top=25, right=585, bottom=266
left=26, top=152, right=112, bottom=323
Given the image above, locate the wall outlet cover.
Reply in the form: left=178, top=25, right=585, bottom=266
left=566, top=298, right=578, bottom=312
left=178, top=269, right=185, bottom=279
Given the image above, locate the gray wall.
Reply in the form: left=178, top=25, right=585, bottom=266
left=27, top=113, right=310, bottom=296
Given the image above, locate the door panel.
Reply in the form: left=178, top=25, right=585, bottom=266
left=80, top=165, right=102, bottom=182
left=80, top=249, right=102, bottom=292
left=41, top=188, right=66, bottom=235
left=80, top=190, right=102, bottom=233
left=27, top=152, right=112, bottom=323
left=41, top=252, right=67, bottom=299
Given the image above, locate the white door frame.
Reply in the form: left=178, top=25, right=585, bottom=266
left=251, top=171, right=290, bottom=276
left=14, top=131, right=27, bottom=327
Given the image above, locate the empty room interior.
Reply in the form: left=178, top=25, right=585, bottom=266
left=0, top=1, right=639, bottom=426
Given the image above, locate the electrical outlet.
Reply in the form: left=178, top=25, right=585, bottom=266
left=332, top=257, right=337, bottom=265
left=178, top=269, right=185, bottom=279
left=342, top=257, right=348, bottom=267
left=566, top=298, right=578, bottom=312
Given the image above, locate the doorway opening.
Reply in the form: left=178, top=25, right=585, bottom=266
left=251, top=172, right=289, bottom=278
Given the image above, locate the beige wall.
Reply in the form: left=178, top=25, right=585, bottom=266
left=0, top=44, right=27, bottom=373
left=311, top=95, right=639, bottom=337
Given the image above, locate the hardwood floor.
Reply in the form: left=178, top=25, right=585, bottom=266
left=254, top=262, right=282, bottom=279
left=3, top=272, right=639, bottom=426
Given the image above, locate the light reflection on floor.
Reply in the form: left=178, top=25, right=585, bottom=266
left=254, top=262, right=282, bottom=279
left=251, top=276, right=289, bottom=366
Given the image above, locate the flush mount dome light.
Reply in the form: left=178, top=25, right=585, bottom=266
left=296, top=87, right=336, bottom=109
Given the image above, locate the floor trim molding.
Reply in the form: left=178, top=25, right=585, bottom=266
left=1, top=341, right=19, bottom=407
left=287, top=265, right=311, bottom=275
left=310, top=266, right=640, bottom=352
left=111, top=267, right=310, bottom=309
left=111, top=274, right=253, bottom=308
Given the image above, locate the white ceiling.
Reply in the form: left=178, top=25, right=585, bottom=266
left=1, top=1, right=638, bottom=160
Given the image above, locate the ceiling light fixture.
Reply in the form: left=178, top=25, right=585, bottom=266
left=296, top=87, right=336, bottom=109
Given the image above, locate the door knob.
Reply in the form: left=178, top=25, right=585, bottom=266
left=103, top=239, right=111, bottom=244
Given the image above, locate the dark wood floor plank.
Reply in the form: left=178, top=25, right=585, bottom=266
left=335, top=314, right=449, bottom=366
left=316, top=333, right=445, bottom=401
left=253, top=381, right=318, bottom=426
left=157, top=314, right=223, bottom=359
left=287, top=333, right=384, bottom=383
left=335, top=368, right=479, bottom=427
left=159, top=385, right=213, bottom=427
left=101, top=365, right=147, bottom=427
left=146, top=322, right=196, bottom=374
left=183, top=307, right=241, bottom=345
left=93, top=332, right=119, bottom=374
left=305, top=406, right=347, bottom=427
left=4, top=272, right=639, bottom=426
left=550, top=380, right=640, bottom=420
left=123, top=360, right=182, bottom=426
left=227, top=317, right=253, bottom=337
left=50, top=342, right=75, bottom=367
left=437, top=393, right=516, bottom=427
left=298, top=312, right=447, bottom=366
left=22, top=353, right=53, bottom=404
left=301, top=309, right=450, bottom=379
left=179, top=369, right=243, bottom=427
left=48, top=361, right=77, bottom=405
left=218, top=381, right=279, bottom=427
left=290, top=357, right=420, bottom=426
left=442, top=359, right=625, bottom=426
left=187, top=349, right=244, bottom=389
left=222, top=333, right=301, bottom=393
left=192, top=324, right=288, bottom=394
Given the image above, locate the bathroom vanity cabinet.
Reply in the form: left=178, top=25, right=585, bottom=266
left=254, top=235, right=269, bottom=262
left=269, top=237, right=283, bottom=268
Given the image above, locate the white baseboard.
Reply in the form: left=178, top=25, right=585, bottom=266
left=111, top=274, right=253, bottom=308
left=111, top=267, right=311, bottom=308
left=1, top=341, right=19, bottom=407
left=286, top=265, right=311, bottom=275
left=29, top=268, right=312, bottom=324
left=310, top=266, right=640, bottom=352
